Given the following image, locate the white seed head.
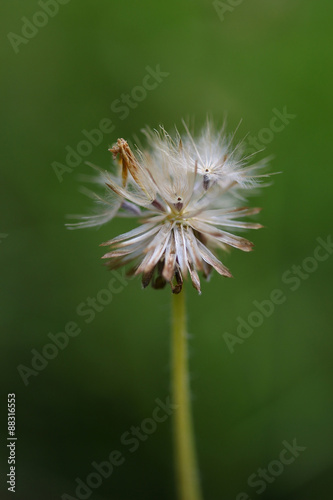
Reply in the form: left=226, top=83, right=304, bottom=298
left=67, top=121, right=270, bottom=294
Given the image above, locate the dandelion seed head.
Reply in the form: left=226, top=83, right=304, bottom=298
left=67, top=121, right=271, bottom=294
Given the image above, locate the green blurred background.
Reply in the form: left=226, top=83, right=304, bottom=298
left=1, top=0, right=333, bottom=499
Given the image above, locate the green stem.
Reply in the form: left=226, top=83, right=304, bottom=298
left=171, top=288, right=203, bottom=500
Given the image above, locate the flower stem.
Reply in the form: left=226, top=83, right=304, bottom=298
left=171, top=288, right=203, bottom=500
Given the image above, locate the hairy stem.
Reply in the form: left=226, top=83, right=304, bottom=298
left=171, top=289, right=203, bottom=500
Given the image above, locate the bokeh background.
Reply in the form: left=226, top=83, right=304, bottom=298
left=1, top=0, right=333, bottom=499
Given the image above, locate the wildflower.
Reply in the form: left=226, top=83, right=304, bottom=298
left=67, top=122, right=269, bottom=293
